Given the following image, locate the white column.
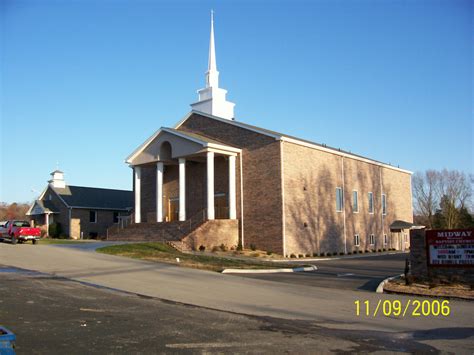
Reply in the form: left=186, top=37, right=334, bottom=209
left=156, top=162, right=164, bottom=222
left=228, top=155, right=236, bottom=219
left=207, top=151, right=215, bottom=220
left=45, top=213, right=50, bottom=237
left=179, top=158, right=186, bottom=221
left=134, top=166, right=141, bottom=223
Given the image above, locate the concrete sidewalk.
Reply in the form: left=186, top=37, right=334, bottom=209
left=1, top=243, right=472, bottom=339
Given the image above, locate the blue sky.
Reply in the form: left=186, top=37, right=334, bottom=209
left=1, top=0, right=472, bottom=203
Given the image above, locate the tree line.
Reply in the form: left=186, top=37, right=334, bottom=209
left=412, top=169, right=473, bottom=229
left=0, top=202, right=31, bottom=221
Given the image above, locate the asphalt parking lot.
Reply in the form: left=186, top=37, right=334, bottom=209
left=235, top=253, right=408, bottom=291
left=0, top=266, right=443, bottom=353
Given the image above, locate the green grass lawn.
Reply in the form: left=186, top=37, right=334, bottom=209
left=39, top=238, right=94, bottom=245
left=97, top=242, right=296, bottom=272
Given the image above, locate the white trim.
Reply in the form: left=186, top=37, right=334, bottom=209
left=239, top=152, right=245, bottom=249
left=134, top=166, right=141, bottom=223
left=228, top=155, right=237, bottom=220
left=206, top=151, right=215, bottom=220
left=380, top=167, right=385, bottom=243
left=125, top=125, right=241, bottom=164
left=179, top=158, right=186, bottom=221
left=280, top=141, right=287, bottom=257
left=157, top=162, right=164, bottom=222
left=342, top=157, right=347, bottom=254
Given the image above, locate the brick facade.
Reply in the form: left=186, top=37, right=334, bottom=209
left=282, top=141, right=413, bottom=256
left=178, top=113, right=283, bottom=253
left=130, top=112, right=413, bottom=256
left=30, top=186, right=130, bottom=239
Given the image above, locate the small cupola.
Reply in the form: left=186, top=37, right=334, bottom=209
left=48, top=170, right=66, bottom=189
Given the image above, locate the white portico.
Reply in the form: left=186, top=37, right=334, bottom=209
left=126, top=128, right=240, bottom=224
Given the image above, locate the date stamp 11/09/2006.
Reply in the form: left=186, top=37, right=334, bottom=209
left=354, top=299, right=451, bottom=317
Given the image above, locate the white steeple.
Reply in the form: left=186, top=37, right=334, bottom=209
left=48, top=169, right=66, bottom=189
left=191, top=10, right=235, bottom=120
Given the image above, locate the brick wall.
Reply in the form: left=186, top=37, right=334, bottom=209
left=183, top=219, right=239, bottom=250
left=282, top=141, right=413, bottom=256
left=70, top=209, right=127, bottom=239
left=179, top=113, right=283, bottom=254
left=30, top=186, right=70, bottom=237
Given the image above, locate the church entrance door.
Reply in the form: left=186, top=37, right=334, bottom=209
left=168, top=198, right=179, bottom=222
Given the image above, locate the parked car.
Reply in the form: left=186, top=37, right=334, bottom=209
left=0, top=220, right=41, bottom=245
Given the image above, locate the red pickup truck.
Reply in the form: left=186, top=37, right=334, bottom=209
left=0, top=220, right=41, bottom=245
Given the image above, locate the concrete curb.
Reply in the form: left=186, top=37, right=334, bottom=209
left=376, top=274, right=403, bottom=293
left=222, top=265, right=318, bottom=274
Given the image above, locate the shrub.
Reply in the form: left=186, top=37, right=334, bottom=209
left=305, top=253, right=311, bottom=258
left=199, top=245, right=205, bottom=252
left=313, top=253, right=318, bottom=257
left=230, top=246, right=235, bottom=251
left=250, top=244, right=257, bottom=251
left=326, top=252, right=332, bottom=257
left=219, top=243, right=228, bottom=252
left=290, top=254, right=296, bottom=258
left=347, top=251, right=352, bottom=255
left=298, top=254, right=304, bottom=258
left=319, top=253, right=325, bottom=257
left=339, top=252, right=344, bottom=256
left=236, top=244, right=243, bottom=251
left=378, top=249, right=382, bottom=252
left=382, top=248, right=386, bottom=252
left=211, top=246, right=219, bottom=252
left=371, top=249, right=376, bottom=253
left=48, top=223, right=62, bottom=238
left=266, top=251, right=273, bottom=256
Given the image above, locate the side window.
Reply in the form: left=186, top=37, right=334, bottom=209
left=113, top=212, right=119, bottom=224
left=89, top=211, right=97, bottom=223
left=354, top=234, right=360, bottom=246
left=369, top=234, right=375, bottom=245
left=336, top=187, right=343, bottom=212
left=352, top=190, right=359, bottom=212
left=382, top=194, right=387, bottom=215
left=384, top=234, right=387, bottom=245
left=368, top=192, right=374, bottom=213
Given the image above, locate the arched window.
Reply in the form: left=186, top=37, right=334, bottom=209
left=159, top=141, right=172, bottom=161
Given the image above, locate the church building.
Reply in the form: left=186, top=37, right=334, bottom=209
left=120, top=13, right=413, bottom=256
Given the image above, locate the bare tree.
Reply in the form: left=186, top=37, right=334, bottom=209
left=412, top=169, right=473, bottom=229
left=412, top=170, right=440, bottom=228
left=437, top=169, right=472, bottom=228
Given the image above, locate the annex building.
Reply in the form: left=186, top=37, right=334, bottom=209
left=117, top=14, right=413, bottom=256
left=27, top=170, right=133, bottom=239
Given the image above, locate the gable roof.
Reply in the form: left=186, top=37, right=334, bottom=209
left=51, top=186, right=133, bottom=210
left=126, top=126, right=241, bottom=164
left=26, top=200, right=60, bottom=216
left=175, top=111, right=412, bottom=174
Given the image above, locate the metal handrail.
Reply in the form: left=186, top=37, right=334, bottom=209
left=178, top=208, right=208, bottom=236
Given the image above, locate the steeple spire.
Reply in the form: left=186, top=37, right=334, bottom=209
left=206, top=10, right=218, bottom=88
left=191, top=11, right=235, bottom=120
